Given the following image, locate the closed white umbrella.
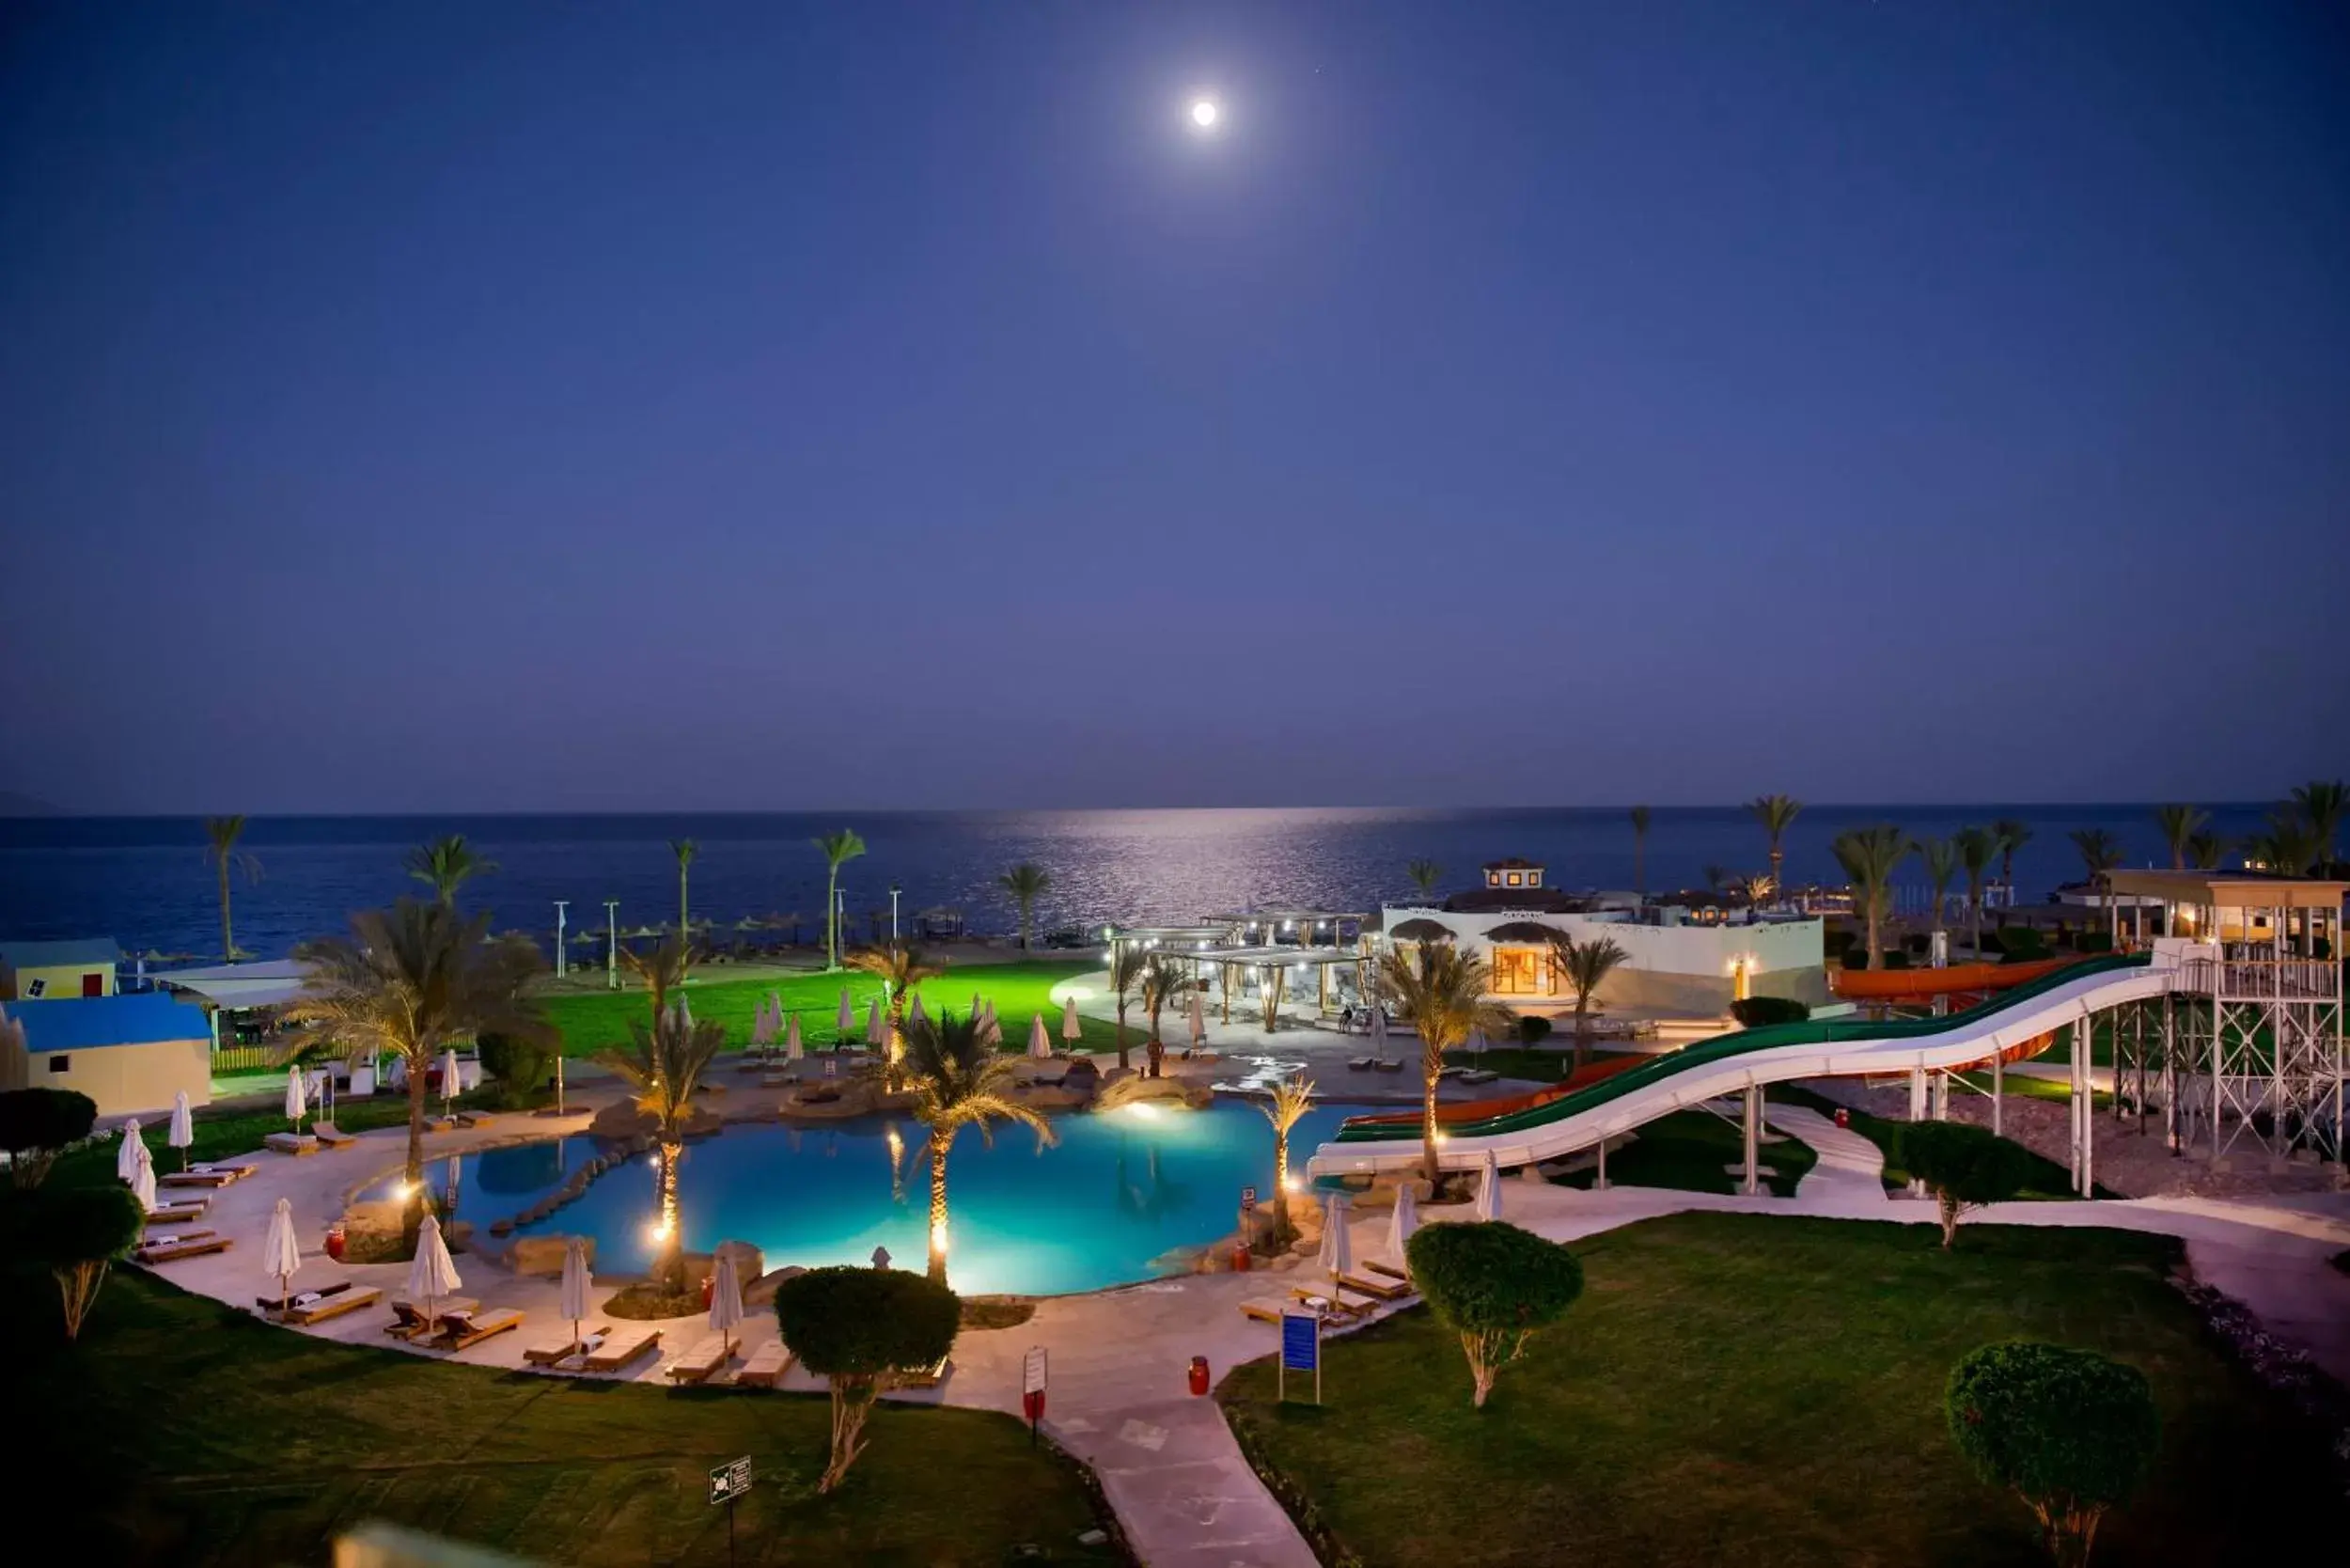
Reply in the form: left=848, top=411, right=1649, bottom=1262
left=1319, top=1191, right=1354, bottom=1281
left=708, top=1248, right=744, bottom=1357
left=168, top=1091, right=194, bottom=1170
left=679, top=996, right=694, bottom=1028
left=784, top=1013, right=804, bottom=1061
left=439, top=1047, right=461, bottom=1113
left=1188, top=992, right=1207, bottom=1048
left=1387, top=1182, right=1419, bottom=1262
left=1466, top=1024, right=1488, bottom=1058
left=908, top=993, right=928, bottom=1029
left=970, top=992, right=984, bottom=1023
left=116, top=1119, right=144, bottom=1183
left=559, top=1236, right=592, bottom=1354
left=980, top=1001, right=1001, bottom=1049
left=836, top=988, right=854, bottom=1040
left=284, top=1066, right=308, bottom=1132
left=1026, top=1014, right=1051, bottom=1058
left=406, top=1215, right=462, bottom=1329
left=864, top=997, right=886, bottom=1047
left=131, top=1141, right=157, bottom=1214
left=262, top=1196, right=303, bottom=1309
left=1060, top=997, right=1082, bottom=1048
left=1371, top=1006, right=1389, bottom=1062
left=1475, top=1149, right=1503, bottom=1221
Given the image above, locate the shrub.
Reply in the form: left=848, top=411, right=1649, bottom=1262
left=1823, top=929, right=1856, bottom=959
left=1883, top=949, right=1911, bottom=970
left=1945, top=1341, right=2159, bottom=1566
left=0, top=1088, right=99, bottom=1188
left=773, top=1265, right=961, bottom=1492
left=1906, top=933, right=1932, bottom=954
left=0, top=1184, right=145, bottom=1340
left=1514, top=1015, right=1552, bottom=1046
left=1404, top=1220, right=1584, bottom=1408
left=1997, top=927, right=2049, bottom=962
left=2076, top=932, right=2113, bottom=955
left=1899, top=1121, right=2040, bottom=1247
left=1730, top=996, right=1810, bottom=1028
left=476, top=1032, right=550, bottom=1109
left=1980, top=930, right=2005, bottom=956
left=1843, top=947, right=1869, bottom=971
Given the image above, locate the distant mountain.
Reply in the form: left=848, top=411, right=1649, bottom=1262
left=0, top=791, right=65, bottom=817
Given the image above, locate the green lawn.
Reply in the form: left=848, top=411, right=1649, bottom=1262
left=1770, top=1085, right=2088, bottom=1198
left=540, top=960, right=1145, bottom=1058
left=7, top=1270, right=1116, bottom=1567
left=1220, top=1214, right=2343, bottom=1567
left=1548, top=1110, right=1817, bottom=1198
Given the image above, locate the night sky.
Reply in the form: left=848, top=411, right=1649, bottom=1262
left=4, top=3, right=2344, bottom=813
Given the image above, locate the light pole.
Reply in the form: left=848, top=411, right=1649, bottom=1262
left=889, top=886, right=902, bottom=945
left=604, top=899, right=620, bottom=991
left=554, top=900, right=569, bottom=980
left=835, top=885, right=848, bottom=959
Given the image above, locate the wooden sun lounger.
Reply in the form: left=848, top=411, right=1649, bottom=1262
left=136, top=1234, right=232, bottom=1264
left=265, top=1132, right=321, bottom=1155
left=1347, top=1057, right=1376, bottom=1072
left=162, top=1159, right=260, bottom=1187
left=894, top=1355, right=950, bottom=1389
left=432, top=1308, right=525, bottom=1351
left=1337, top=1272, right=1416, bottom=1303
left=1290, top=1286, right=1372, bottom=1323
left=386, top=1295, right=479, bottom=1340
left=665, top=1333, right=732, bottom=1385
left=1375, top=1058, right=1406, bottom=1073
left=145, top=1199, right=209, bottom=1224
left=1239, top=1297, right=1294, bottom=1325
left=525, top=1325, right=612, bottom=1367
left=258, top=1280, right=352, bottom=1314
left=282, top=1287, right=382, bottom=1325
left=735, top=1339, right=792, bottom=1388
left=454, top=1111, right=496, bottom=1129
left=1362, top=1259, right=1410, bottom=1284
left=311, top=1122, right=357, bottom=1148
left=583, top=1325, right=662, bottom=1372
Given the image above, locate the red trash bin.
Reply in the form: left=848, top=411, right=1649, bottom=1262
left=324, top=1222, right=347, bottom=1262
left=700, top=1274, right=714, bottom=1309
left=1187, top=1356, right=1211, bottom=1396
left=1834, top=1107, right=1851, bottom=1129
left=1231, top=1245, right=1251, bottom=1273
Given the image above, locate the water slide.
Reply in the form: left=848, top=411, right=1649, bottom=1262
left=1306, top=949, right=2185, bottom=1180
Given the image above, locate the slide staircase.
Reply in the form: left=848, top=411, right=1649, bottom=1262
left=1307, top=948, right=2186, bottom=1180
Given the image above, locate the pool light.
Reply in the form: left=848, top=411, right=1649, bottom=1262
left=1121, top=1101, right=1162, bottom=1121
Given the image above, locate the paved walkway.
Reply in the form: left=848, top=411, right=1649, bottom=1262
left=126, top=1093, right=2350, bottom=1567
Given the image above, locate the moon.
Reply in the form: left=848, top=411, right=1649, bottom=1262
left=1189, top=99, right=1219, bottom=131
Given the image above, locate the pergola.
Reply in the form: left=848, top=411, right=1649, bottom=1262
left=1198, top=945, right=1369, bottom=1027
left=1197, top=910, right=1369, bottom=948
left=1104, top=925, right=1242, bottom=977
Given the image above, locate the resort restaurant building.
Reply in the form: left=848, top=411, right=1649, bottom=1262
left=0, top=936, right=122, bottom=1000
left=1105, top=917, right=1374, bottom=1026
left=1384, top=860, right=1827, bottom=1015
left=0, top=993, right=213, bottom=1117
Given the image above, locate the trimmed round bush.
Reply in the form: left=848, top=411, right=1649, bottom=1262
left=1899, top=1121, right=2040, bottom=1247
left=477, top=1031, right=551, bottom=1109
left=1514, top=1015, right=1552, bottom=1046
left=1997, top=927, right=2049, bottom=962
left=774, top=1265, right=961, bottom=1491
left=1404, top=1220, right=1583, bottom=1408
left=1945, top=1341, right=2159, bottom=1566
left=0, top=1183, right=145, bottom=1340
left=0, top=1088, right=99, bottom=1188
left=1730, top=996, right=1810, bottom=1028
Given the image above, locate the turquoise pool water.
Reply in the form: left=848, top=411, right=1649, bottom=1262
left=380, top=1097, right=1383, bottom=1295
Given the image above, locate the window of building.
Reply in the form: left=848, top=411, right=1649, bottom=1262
left=49, top=1054, right=70, bottom=1074
left=1505, top=871, right=1523, bottom=886
left=25, top=977, right=45, bottom=997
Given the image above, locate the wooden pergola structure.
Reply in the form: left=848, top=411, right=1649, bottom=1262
left=1200, top=945, right=1370, bottom=1028
left=1197, top=910, right=1370, bottom=949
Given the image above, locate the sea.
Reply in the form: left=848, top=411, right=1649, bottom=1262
left=0, top=805, right=2281, bottom=965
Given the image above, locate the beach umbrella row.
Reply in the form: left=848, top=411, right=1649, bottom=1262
left=560, top=1236, right=591, bottom=1353
left=285, top=1066, right=308, bottom=1133
left=169, top=1091, right=194, bottom=1170
left=408, top=1214, right=462, bottom=1330
left=1027, top=1013, right=1051, bottom=1059
left=709, top=1248, right=745, bottom=1357
left=263, top=1196, right=302, bottom=1307
left=116, top=1120, right=144, bottom=1183
left=130, top=1139, right=156, bottom=1213
left=1475, top=1149, right=1504, bottom=1222
left=1061, top=997, right=1082, bottom=1048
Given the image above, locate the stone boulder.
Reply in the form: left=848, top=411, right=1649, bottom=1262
left=1093, top=1073, right=1214, bottom=1114
left=744, top=1264, right=805, bottom=1309
left=1012, top=1081, right=1091, bottom=1111
left=511, top=1233, right=594, bottom=1277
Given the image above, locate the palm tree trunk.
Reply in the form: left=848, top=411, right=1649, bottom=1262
left=655, top=1140, right=683, bottom=1290
left=1019, top=898, right=1031, bottom=950
left=1970, top=894, right=1983, bottom=960
left=1635, top=832, right=1646, bottom=896
left=217, top=859, right=233, bottom=961
left=1115, top=1003, right=1130, bottom=1072
left=1420, top=1043, right=1442, bottom=1184
left=1271, top=1129, right=1292, bottom=1243
left=403, top=1062, right=428, bottom=1245
left=927, top=1138, right=950, bottom=1283
left=1867, top=892, right=1885, bottom=969
left=1769, top=844, right=1783, bottom=899
left=1574, top=1000, right=1590, bottom=1071
left=825, top=870, right=839, bottom=968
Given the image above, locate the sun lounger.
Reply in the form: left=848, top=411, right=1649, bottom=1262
left=665, top=1333, right=732, bottom=1385
left=1337, top=1272, right=1416, bottom=1303
left=1374, top=1058, right=1406, bottom=1073
left=525, top=1325, right=613, bottom=1367
left=265, top=1132, right=321, bottom=1155
left=162, top=1158, right=260, bottom=1187
left=386, top=1295, right=479, bottom=1340
left=454, top=1111, right=496, bottom=1129
left=258, top=1280, right=352, bottom=1314
left=735, top=1339, right=792, bottom=1388
left=1362, top=1259, right=1411, bottom=1284
left=894, top=1355, right=950, bottom=1389
left=1239, top=1297, right=1291, bottom=1325
left=282, top=1287, right=382, bottom=1325
left=136, top=1233, right=232, bottom=1264
left=1290, top=1287, right=1372, bottom=1323
left=145, top=1198, right=209, bottom=1223
left=583, top=1325, right=662, bottom=1372
left=311, top=1122, right=357, bottom=1148
left=1457, top=1069, right=1500, bottom=1086
left=1347, top=1057, right=1376, bottom=1072
left=432, top=1307, right=524, bottom=1351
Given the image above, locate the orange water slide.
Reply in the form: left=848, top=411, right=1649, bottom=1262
left=1830, top=954, right=2086, bottom=1004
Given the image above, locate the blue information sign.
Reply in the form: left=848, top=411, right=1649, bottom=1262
left=1280, top=1313, right=1319, bottom=1372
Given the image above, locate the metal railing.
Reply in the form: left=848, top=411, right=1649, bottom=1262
left=2182, top=957, right=2342, bottom=1000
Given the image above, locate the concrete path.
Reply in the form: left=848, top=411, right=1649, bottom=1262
left=124, top=1097, right=2350, bottom=1567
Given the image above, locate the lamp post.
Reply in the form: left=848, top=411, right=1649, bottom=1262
left=554, top=900, right=569, bottom=980
left=889, top=885, right=902, bottom=944
left=604, top=900, right=620, bottom=991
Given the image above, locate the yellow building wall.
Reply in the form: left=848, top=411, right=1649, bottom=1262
left=6, top=963, right=118, bottom=1000
left=21, top=1037, right=210, bottom=1117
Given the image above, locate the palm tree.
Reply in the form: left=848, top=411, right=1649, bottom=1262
left=1832, top=826, right=1912, bottom=971
left=846, top=942, right=945, bottom=1087
left=1377, top=942, right=1513, bottom=1184
left=901, top=1010, right=1054, bottom=1284
left=1953, top=826, right=1998, bottom=956
left=1252, top=1073, right=1316, bottom=1248
left=667, top=839, right=697, bottom=937
left=814, top=829, right=867, bottom=969
left=2248, top=809, right=2319, bottom=877
left=1138, top=952, right=1194, bottom=1078
left=1990, top=819, right=2032, bottom=904
left=622, top=933, right=695, bottom=1017
left=995, top=862, right=1052, bottom=949
left=1746, top=795, right=1802, bottom=903
left=1628, top=807, right=1652, bottom=896
left=1107, top=945, right=1148, bottom=1072
left=1701, top=865, right=1729, bottom=902
left=2291, top=780, right=2346, bottom=871
left=2185, top=830, right=2227, bottom=870
left=203, top=816, right=260, bottom=962
left=1735, top=872, right=1778, bottom=909
left=594, top=995, right=725, bottom=1291
left=1405, top=859, right=1444, bottom=902
left=2067, top=828, right=2123, bottom=931
left=2152, top=805, right=2209, bottom=871
left=283, top=900, right=550, bottom=1238
left=1919, top=837, right=1959, bottom=937
left=405, top=834, right=498, bottom=905
left=1547, top=933, right=1629, bottom=1069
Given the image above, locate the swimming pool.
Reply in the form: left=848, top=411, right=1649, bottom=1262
left=380, top=1096, right=1385, bottom=1295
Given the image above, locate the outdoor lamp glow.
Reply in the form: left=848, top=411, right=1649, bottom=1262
left=931, top=1219, right=949, bottom=1255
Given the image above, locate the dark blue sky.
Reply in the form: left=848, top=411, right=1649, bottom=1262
left=4, top=2, right=2345, bottom=813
